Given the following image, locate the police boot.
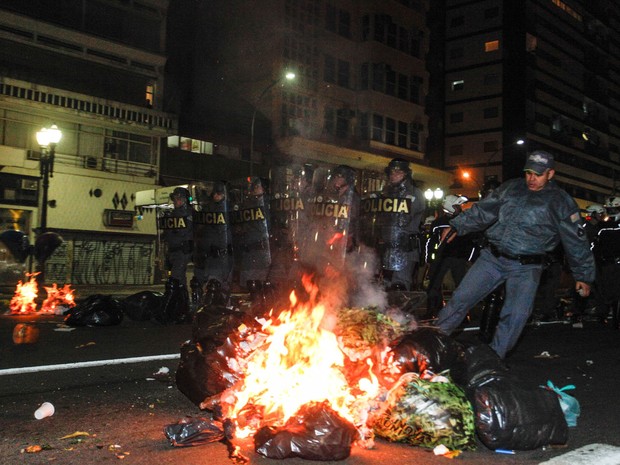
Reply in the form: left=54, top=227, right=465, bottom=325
left=247, top=280, right=264, bottom=315
left=204, top=279, right=227, bottom=307
left=479, top=292, right=502, bottom=343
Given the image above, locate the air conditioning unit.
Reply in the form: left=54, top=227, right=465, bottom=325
left=83, top=156, right=99, bottom=169
left=21, top=179, right=38, bottom=191
left=27, top=149, right=41, bottom=160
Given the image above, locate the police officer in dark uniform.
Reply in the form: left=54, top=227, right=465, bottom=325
left=159, top=187, right=193, bottom=287
left=378, top=158, right=425, bottom=291
left=594, top=196, right=620, bottom=328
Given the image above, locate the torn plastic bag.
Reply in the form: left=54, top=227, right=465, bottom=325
left=373, top=372, right=476, bottom=450
left=542, top=381, right=580, bottom=427
left=254, top=401, right=358, bottom=460
left=471, top=377, right=568, bottom=450
left=390, top=327, right=467, bottom=380
left=164, top=417, right=232, bottom=446
left=121, top=291, right=163, bottom=321
left=64, top=294, right=123, bottom=326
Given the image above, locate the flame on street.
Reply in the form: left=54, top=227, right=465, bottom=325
left=10, top=273, right=76, bottom=314
left=223, top=274, right=382, bottom=439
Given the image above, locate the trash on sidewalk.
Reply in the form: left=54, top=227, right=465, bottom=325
left=34, top=402, right=55, bottom=420
left=164, top=417, right=229, bottom=447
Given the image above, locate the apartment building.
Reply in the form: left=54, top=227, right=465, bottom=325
left=165, top=0, right=452, bottom=193
left=438, top=0, right=620, bottom=204
left=0, top=0, right=177, bottom=286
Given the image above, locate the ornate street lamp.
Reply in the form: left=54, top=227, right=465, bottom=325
left=250, top=71, right=296, bottom=176
left=35, top=124, right=62, bottom=232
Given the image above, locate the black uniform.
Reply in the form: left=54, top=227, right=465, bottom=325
left=159, top=192, right=193, bottom=287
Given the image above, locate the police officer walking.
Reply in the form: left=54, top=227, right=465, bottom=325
left=377, top=158, right=425, bottom=291
left=159, top=187, right=194, bottom=287
left=436, top=150, right=595, bottom=358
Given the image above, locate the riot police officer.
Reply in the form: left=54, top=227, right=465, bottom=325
left=375, top=158, right=425, bottom=291
left=159, top=187, right=193, bottom=286
left=594, top=196, right=620, bottom=328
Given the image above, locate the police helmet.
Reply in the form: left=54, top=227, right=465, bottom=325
left=331, top=165, right=356, bottom=186
left=170, top=186, right=190, bottom=201
left=604, top=196, right=620, bottom=221
left=442, top=194, right=468, bottom=215
left=480, top=179, right=501, bottom=199
left=251, top=177, right=269, bottom=191
left=585, top=204, right=605, bottom=215
left=385, top=158, right=412, bottom=176
left=212, top=182, right=226, bottom=194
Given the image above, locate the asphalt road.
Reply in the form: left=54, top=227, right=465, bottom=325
left=1, top=309, right=620, bottom=465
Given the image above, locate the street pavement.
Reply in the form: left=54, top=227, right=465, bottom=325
left=1, top=295, right=620, bottom=465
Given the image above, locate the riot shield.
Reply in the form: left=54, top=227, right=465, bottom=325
left=192, top=181, right=233, bottom=288
left=229, top=177, right=271, bottom=288
left=268, top=166, right=310, bottom=285
left=300, top=167, right=356, bottom=270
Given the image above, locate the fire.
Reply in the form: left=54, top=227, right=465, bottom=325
left=9, top=273, right=76, bottom=314
left=223, top=274, right=381, bottom=439
left=9, top=273, right=39, bottom=314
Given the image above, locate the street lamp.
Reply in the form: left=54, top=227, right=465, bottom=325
left=35, top=124, right=62, bottom=232
left=483, top=138, right=525, bottom=181
left=250, top=71, right=296, bottom=176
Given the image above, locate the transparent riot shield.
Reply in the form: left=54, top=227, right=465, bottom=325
left=229, top=177, right=271, bottom=288
left=192, top=181, right=233, bottom=289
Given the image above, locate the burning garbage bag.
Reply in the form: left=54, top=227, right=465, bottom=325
left=254, top=401, right=358, bottom=460
left=64, top=294, right=124, bottom=326
left=390, top=328, right=467, bottom=381
left=372, top=372, right=476, bottom=451
left=121, top=291, right=163, bottom=321
left=164, top=417, right=232, bottom=447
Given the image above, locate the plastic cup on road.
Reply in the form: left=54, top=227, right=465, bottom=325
left=34, top=402, right=55, bottom=420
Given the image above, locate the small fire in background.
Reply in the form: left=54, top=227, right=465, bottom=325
left=9, top=273, right=76, bottom=315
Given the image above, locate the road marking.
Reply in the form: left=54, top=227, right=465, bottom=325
left=0, top=354, right=180, bottom=376
left=539, top=444, right=620, bottom=465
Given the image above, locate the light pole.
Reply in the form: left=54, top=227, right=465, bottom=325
left=35, top=124, right=62, bottom=232
left=483, top=138, right=525, bottom=181
left=424, top=187, right=444, bottom=212
left=250, top=71, right=296, bottom=176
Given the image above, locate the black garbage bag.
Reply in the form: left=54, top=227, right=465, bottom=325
left=34, top=232, right=63, bottom=262
left=390, top=327, right=467, bottom=381
left=176, top=341, right=224, bottom=407
left=462, top=344, right=510, bottom=388
left=192, top=306, right=256, bottom=350
left=164, top=417, right=230, bottom=447
left=470, top=376, right=568, bottom=450
left=254, top=401, right=358, bottom=460
left=154, top=277, right=191, bottom=324
left=121, top=291, right=163, bottom=321
left=0, top=229, right=31, bottom=263
left=64, top=294, right=124, bottom=326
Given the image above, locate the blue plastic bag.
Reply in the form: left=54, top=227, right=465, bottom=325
left=543, top=381, right=580, bottom=427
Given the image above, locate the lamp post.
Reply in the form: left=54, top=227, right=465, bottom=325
left=35, top=124, right=62, bottom=232
left=483, top=138, right=525, bottom=181
left=424, top=187, right=444, bottom=213
left=250, top=71, right=296, bottom=176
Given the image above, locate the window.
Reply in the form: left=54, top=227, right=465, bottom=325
left=337, top=59, right=350, bottom=88
left=324, top=55, right=336, bottom=83
left=483, top=73, right=499, bottom=85
left=398, top=74, right=408, bottom=100
left=483, top=107, right=499, bottom=118
left=385, top=118, right=396, bottom=145
left=485, top=40, right=500, bottom=52
left=145, top=82, right=154, bottom=108
left=450, top=16, right=464, bottom=27
left=386, top=68, right=396, bottom=96
left=451, top=80, right=464, bottom=91
left=450, top=47, right=464, bottom=59
left=483, top=140, right=499, bottom=152
left=450, top=112, right=464, bottom=123
left=398, top=121, right=408, bottom=147
left=372, top=114, right=383, bottom=141
left=484, top=7, right=499, bottom=19
left=338, top=9, right=351, bottom=38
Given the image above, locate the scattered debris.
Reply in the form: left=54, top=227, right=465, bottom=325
left=34, top=402, right=55, bottom=420
left=59, top=431, right=90, bottom=440
left=75, top=342, right=96, bottom=349
left=22, top=445, right=42, bottom=453
left=535, top=351, right=559, bottom=359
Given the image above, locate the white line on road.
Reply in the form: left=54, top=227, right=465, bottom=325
left=0, top=353, right=180, bottom=376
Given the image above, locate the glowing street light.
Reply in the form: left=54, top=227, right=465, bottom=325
left=250, top=71, right=296, bottom=176
left=35, top=124, right=62, bottom=232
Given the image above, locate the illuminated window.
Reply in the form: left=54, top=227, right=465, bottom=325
left=485, top=40, right=499, bottom=52
left=145, top=83, right=154, bottom=107
left=451, top=80, right=464, bottom=91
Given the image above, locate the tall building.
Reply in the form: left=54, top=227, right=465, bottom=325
left=0, top=0, right=177, bottom=286
left=438, top=0, right=620, bottom=204
left=165, top=0, right=452, bottom=193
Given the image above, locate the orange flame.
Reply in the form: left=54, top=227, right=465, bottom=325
left=9, top=273, right=76, bottom=314
left=223, top=274, right=380, bottom=439
left=9, top=273, right=39, bottom=314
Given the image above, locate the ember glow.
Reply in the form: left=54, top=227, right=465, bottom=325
left=9, top=273, right=76, bottom=314
left=223, top=274, right=381, bottom=439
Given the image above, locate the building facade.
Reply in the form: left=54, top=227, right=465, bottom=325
left=0, top=0, right=177, bottom=287
left=165, top=0, right=452, bottom=194
left=438, top=0, right=620, bottom=204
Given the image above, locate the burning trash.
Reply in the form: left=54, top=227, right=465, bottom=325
left=9, top=273, right=76, bottom=315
